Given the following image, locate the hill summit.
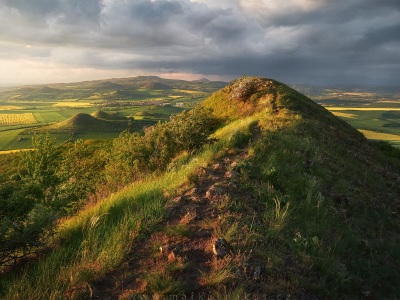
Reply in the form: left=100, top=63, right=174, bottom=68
left=1, top=76, right=399, bottom=299
left=41, top=113, right=116, bottom=133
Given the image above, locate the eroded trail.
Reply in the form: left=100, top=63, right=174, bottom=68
left=91, top=148, right=251, bottom=299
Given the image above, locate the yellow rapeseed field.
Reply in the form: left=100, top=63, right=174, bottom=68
left=0, top=113, right=37, bottom=125
left=326, top=107, right=400, bottom=111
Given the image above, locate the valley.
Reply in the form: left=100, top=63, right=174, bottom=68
left=0, top=76, right=226, bottom=150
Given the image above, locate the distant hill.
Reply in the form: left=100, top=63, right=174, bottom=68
left=90, top=81, right=124, bottom=90
left=21, top=112, right=157, bottom=135
left=0, top=76, right=227, bottom=101
left=193, top=78, right=211, bottom=83
left=47, top=113, right=116, bottom=132
left=141, top=81, right=171, bottom=90
left=38, top=86, right=61, bottom=93
left=22, top=113, right=118, bottom=134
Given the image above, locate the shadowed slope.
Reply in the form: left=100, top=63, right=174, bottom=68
left=91, top=111, right=125, bottom=121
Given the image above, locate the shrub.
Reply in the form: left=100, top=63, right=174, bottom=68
left=105, top=106, right=220, bottom=185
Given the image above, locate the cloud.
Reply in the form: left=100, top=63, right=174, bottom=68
left=0, top=0, right=399, bottom=86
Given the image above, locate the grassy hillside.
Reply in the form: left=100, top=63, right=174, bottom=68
left=1, top=77, right=399, bottom=299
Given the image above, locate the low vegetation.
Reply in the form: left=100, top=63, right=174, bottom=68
left=0, top=76, right=399, bottom=299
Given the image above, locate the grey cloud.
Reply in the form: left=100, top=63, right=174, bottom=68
left=0, top=0, right=103, bottom=24
left=1, top=0, right=59, bottom=16
left=0, top=0, right=399, bottom=86
left=130, top=0, right=183, bottom=26
left=357, top=24, right=400, bottom=49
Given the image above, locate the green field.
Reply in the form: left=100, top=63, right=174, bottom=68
left=326, top=107, right=400, bottom=147
left=0, top=107, right=162, bottom=150
left=294, top=85, right=400, bottom=147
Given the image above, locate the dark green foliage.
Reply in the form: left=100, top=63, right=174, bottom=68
left=56, top=139, right=108, bottom=211
left=105, top=106, right=220, bottom=187
left=0, top=135, right=59, bottom=267
left=0, top=136, right=105, bottom=267
left=20, top=135, right=59, bottom=188
left=0, top=153, right=21, bottom=180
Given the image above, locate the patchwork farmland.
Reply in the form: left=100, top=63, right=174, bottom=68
left=0, top=76, right=227, bottom=150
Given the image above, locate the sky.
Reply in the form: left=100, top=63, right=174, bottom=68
left=0, top=0, right=399, bottom=87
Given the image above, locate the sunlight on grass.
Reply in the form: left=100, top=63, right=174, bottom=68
left=359, top=129, right=400, bottom=143
left=0, top=111, right=251, bottom=299
left=330, top=111, right=357, bottom=119
left=52, top=102, right=93, bottom=108
left=326, top=107, right=400, bottom=111
left=0, top=105, right=25, bottom=110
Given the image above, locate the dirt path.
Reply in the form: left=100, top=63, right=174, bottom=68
left=90, top=148, right=250, bottom=299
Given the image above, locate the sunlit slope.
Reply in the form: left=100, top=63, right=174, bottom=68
left=1, top=77, right=399, bottom=299
left=36, top=113, right=116, bottom=133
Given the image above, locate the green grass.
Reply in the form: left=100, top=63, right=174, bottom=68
left=0, top=100, right=255, bottom=299
left=1, top=176, right=171, bottom=299
left=1, top=77, right=399, bottom=299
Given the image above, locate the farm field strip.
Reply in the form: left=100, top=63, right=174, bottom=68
left=0, top=149, right=31, bottom=154
left=33, top=111, right=67, bottom=123
left=359, top=129, right=400, bottom=144
left=52, top=102, right=94, bottom=108
left=0, top=113, right=37, bottom=125
left=0, top=105, right=25, bottom=110
left=326, top=107, right=400, bottom=111
left=178, top=89, right=204, bottom=94
left=330, top=111, right=357, bottom=119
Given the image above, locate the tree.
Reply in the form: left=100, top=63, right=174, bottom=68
left=0, top=135, right=59, bottom=267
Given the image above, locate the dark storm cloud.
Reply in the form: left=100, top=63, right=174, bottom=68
left=1, top=0, right=102, bottom=25
left=0, top=0, right=399, bottom=86
left=356, top=24, right=400, bottom=50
